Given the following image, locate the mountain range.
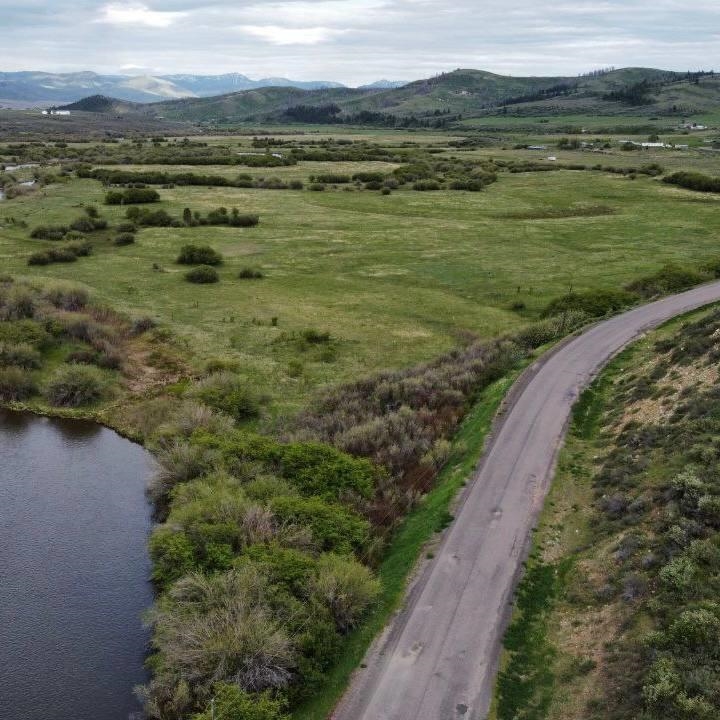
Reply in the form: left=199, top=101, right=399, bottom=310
left=60, top=67, right=719, bottom=125
left=0, top=71, right=407, bottom=105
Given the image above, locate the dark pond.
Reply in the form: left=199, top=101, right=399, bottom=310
left=0, top=409, right=154, bottom=720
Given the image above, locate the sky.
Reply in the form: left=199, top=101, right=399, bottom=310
left=2, top=0, right=719, bottom=85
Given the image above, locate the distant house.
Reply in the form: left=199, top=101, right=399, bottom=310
left=680, top=122, right=707, bottom=131
left=527, top=145, right=547, bottom=150
left=41, top=109, right=70, bottom=116
left=620, top=141, right=666, bottom=148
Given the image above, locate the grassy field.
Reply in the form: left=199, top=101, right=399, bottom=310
left=3, top=143, right=720, bottom=417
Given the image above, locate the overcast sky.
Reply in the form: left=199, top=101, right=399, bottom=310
left=3, top=0, right=719, bottom=85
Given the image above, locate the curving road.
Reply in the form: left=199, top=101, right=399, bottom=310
left=333, top=281, right=720, bottom=720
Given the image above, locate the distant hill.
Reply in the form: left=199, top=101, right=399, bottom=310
left=0, top=71, right=399, bottom=105
left=58, top=95, right=145, bottom=114
left=58, top=67, right=720, bottom=128
left=143, top=67, right=717, bottom=125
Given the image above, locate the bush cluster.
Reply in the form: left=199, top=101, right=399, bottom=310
left=663, top=171, right=720, bottom=193
left=105, top=187, right=160, bottom=204
left=28, top=241, right=92, bottom=266
left=185, top=265, right=219, bottom=284
left=177, top=244, right=223, bottom=266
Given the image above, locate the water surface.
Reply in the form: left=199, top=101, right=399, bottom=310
left=0, top=410, right=153, bottom=720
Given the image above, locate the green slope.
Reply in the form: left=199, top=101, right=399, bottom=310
left=72, top=68, right=719, bottom=125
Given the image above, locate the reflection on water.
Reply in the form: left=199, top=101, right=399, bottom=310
left=0, top=409, right=154, bottom=720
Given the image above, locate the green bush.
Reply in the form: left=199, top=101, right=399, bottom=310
left=238, top=267, right=264, bottom=279
left=309, top=554, right=381, bottom=632
left=105, top=187, right=160, bottom=204
left=185, top=266, right=219, bottom=284
left=413, top=180, right=441, bottom=191
left=626, top=264, right=706, bottom=298
left=192, top=372, right=261, bottom=420
left=278, top=442, right=375, bottom=499
left=177, top=244, right=223, bottom=266
left=149, top=527, right=196, bottom=588
left=193, top=684, right=289, bottom=720
left=663, top=171, right=720, bottom=193
left=43, top=364, right=107, bottom=407
left=30, top=225, right=67, bottom=240
left=270, top=496, right=370, bottom=555
left=543, top=289, right=638, bottom=318
left=0, top=367, right=37, bottom=401
left=315, top=174, right=351, bottom=184
left=114, top=232, right=135, bottom=246
left=0, top=342, right=41, bottom=368
left=43, top=282, right=89, bottom=310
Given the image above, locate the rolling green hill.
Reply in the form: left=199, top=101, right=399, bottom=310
left=70, top=68, right=720, bottom=126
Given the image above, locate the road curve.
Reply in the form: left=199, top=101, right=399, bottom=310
left=333, top=280, right=720, bottom=720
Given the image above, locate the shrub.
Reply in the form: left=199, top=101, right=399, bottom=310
left=144, top=569, right=294, bottom=700
left=0, top=367, right=37, bottom=401
left=43, top=364, right=107, bottom=407
left=105, top=187, right=160, bottom=204
left=270, top=496, right=370, bottom=555
left=309, top=183, right=326, bottom=191
left=149, top=440, right=220, bottom=505
left=543, top=289, right=638, bottom=318
left=0, top=342, right=41, bottom=368
left=185, top=266, right=219, bottom=284
left=316, top=174, right=351, bottom=184
left=413, top=180, right=441, bottom=191
left=301, top=329, right=331, bottom=344
left=309, top=554, right=381, bottom=632
left=114, top=232, right=135, bottom=246
left=30, top=225, right=67, bottom=240
left=116, top=222, right=137, bottom=233
left=663, top=171, right=720, bottom=193
left=352, top=172, right=385, bottom=183
left=126, top=207, right=178, bottom=227
left=43, top=282, right=89, bottom=310
left=177, top=244, right=223, bottom=266
left=238, top=267, right=264, bottom=279
left=626, top=264, right=706, bottom=298
left=193, top=684, right=289, bottom=720
left=192, top=372, right=261, bottom=420
left=1, top=287, right=36, bottom=320
left=228, top=211, right=260, bottom=227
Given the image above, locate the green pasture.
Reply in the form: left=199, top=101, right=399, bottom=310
left=2, top=157, right=720, bottom=415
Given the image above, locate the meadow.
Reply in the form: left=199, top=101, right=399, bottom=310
left=3, top=133, right=720, bottom=417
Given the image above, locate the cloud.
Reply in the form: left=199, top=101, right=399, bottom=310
left=234, top=0, right=391, bottom=27
left=3, top=0, right=720, bottom=85
left=238, top=25, right=348, bottom=45
left=96, top=2, right=187, bottom=28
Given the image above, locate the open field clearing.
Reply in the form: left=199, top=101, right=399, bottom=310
left=3, top=158, right=720, bottom=415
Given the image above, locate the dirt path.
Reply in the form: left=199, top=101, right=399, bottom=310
left=332, top=281, right=720, bottom=720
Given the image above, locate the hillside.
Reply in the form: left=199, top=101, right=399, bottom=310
left=144, top=67, right=717, bottom=125
left=59, top=95, right=145, bottom=114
